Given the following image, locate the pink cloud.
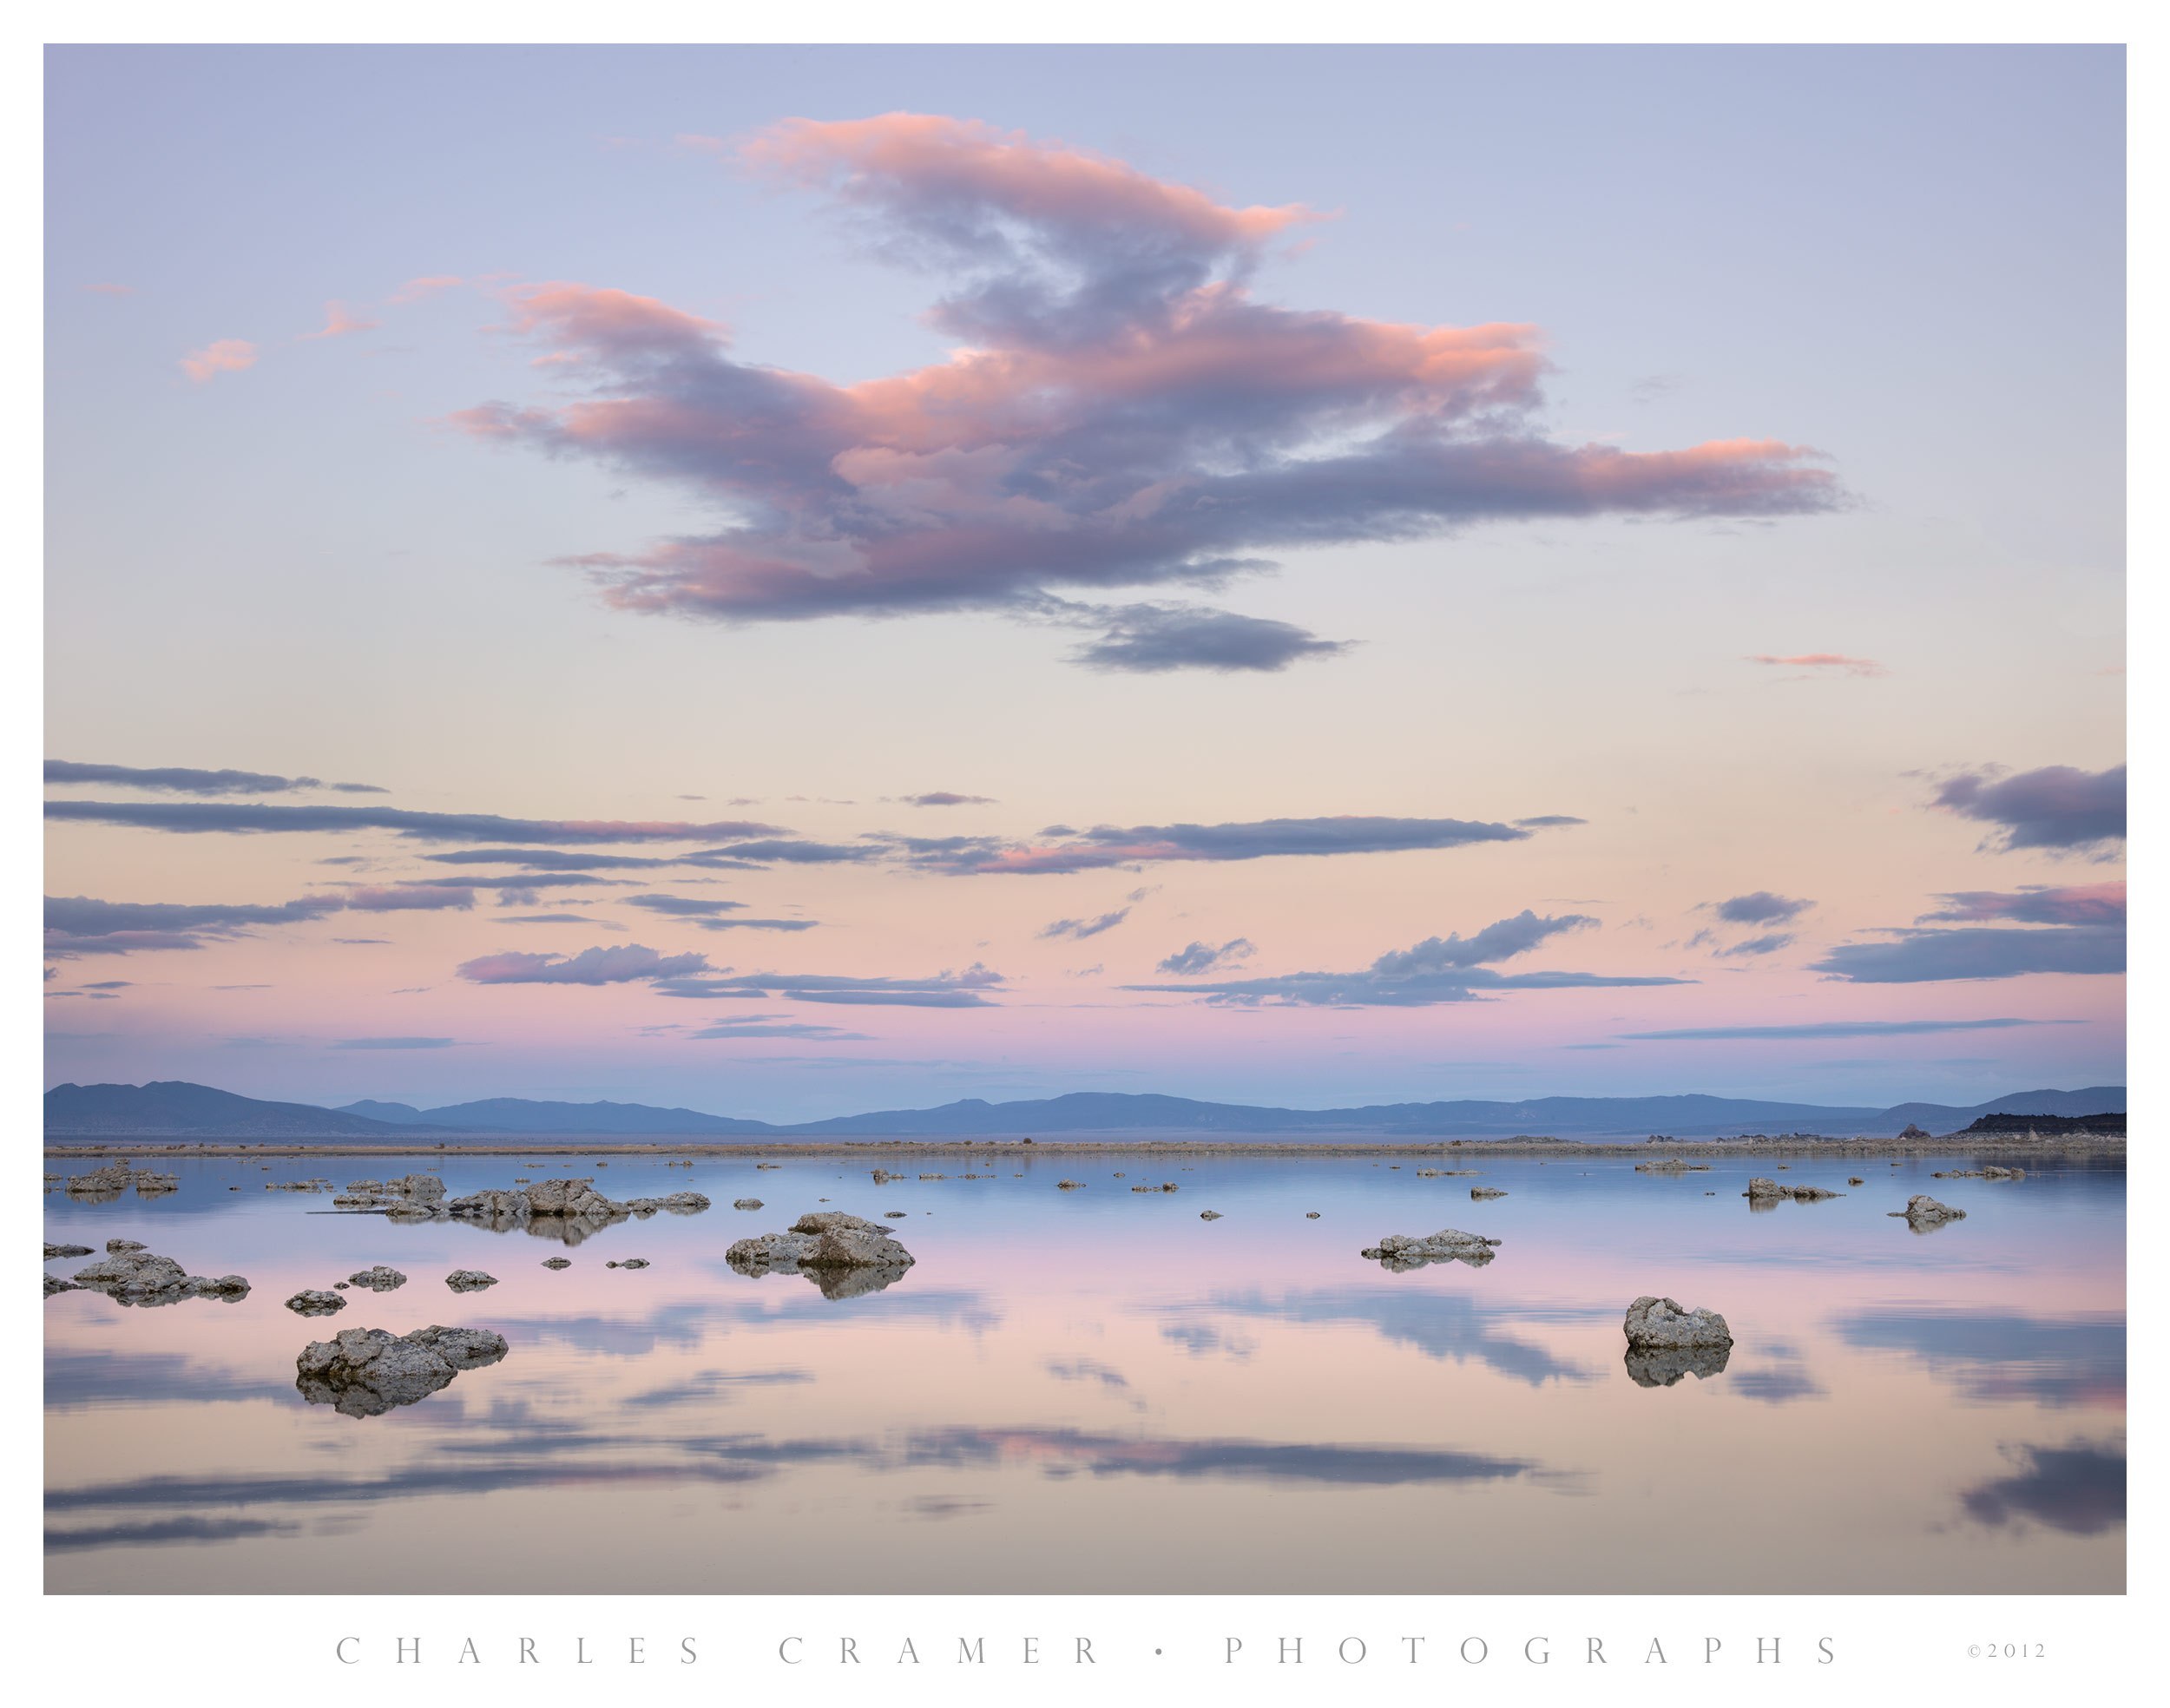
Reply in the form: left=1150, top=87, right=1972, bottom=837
left=450, top=114, right=1843, bottom=654
left=1747, top=652, right=1885, bottom=677
left=84, top=282, right=135, bottom=297
left=180, top=339, right=257, bottom=384
left=389, top=274, right=465, bottom=304
left=301, top=300, right=380, bottom=340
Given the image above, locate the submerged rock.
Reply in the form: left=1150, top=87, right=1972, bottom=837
left=44, top=1243, right=94, bottom=1259
left=347, top=1265, right=407, bottom=1291
left=1056, top=1179, right=1085, bottom=1190
left=1892, top=1193, right=1967, bottom=1229
left=69, top=1245, right=250, bottom=1307
left=542, top=1257, right=570, bottom=1270
left=1848, top=1176, right=1866, bottom=1185
left=294, top=1324, right=509, bottom=1417
left=1932, top=1166, right=2026, bottom=1181
left=1305, top=1212, right=1321, bottom=1219
left=1200, top=1210, right=1224, bottom=1221
left=44, top=1274, right=82, bottom=1297
left=1635, top=1159, right=1712, bottom=1173
left=606, top=1258, right=650, bottom=1270
left=1623, top=1295, right=1733, bottom=1350
left=444, top=1270, right=498, bottom=1292
left=1360, top=1227, right=1501, bottom=1271
left=285, top=1290, right=347, bottom=1316
left=1470, top=1186, right=1509, bottom=1199
left=733, top=1198, right=764, bottom=1210
left=727, top=1212, right=916, bottom=1297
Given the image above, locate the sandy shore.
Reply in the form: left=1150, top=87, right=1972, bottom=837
left=43, top=1132, right=2126, bottom=1161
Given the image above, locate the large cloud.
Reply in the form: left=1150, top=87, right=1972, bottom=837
left=1931, top=764, right=2126, bottom=854
left=1812, top=925, right=2125, bottom=983
left=889, top=812, right=1540, bottom=875
left=45, top=760, right=385, bottom=796
left=456, top=944, right=713, bottom=985
left=449, top=115, right=1838, bottom=667
left=1129, top=916, right=1679, bottom=1008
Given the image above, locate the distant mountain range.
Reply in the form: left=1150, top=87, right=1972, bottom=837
left=42, top=1080, right=2128, bottom=1140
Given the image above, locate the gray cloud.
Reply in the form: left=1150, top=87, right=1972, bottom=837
left=1370, top=910, right=1594, bottom=972
left=889, top=812, right=1540, bottom=876
left=1618, top=1017, right=2065, bottom=1041
left=1130, top=918, right=1680, bottom=1008
left=1157, top=938, right=1256, bottom=975
left=1919, top=882, right=2125, bottom=927
left=457, top=944, right=713, bottom=985
left=1812, top=925, right=2125, bottom=983
left=44, top=799, right=785, bottom=844
left=684, top=1017, right=877, bottom=1041
left=625, top=894, right=745, bottom=916
left=44, top=893, right=345, bottom=956
left=1717, top=931, right=1794, bottom=957
left=1060, top=601, right=1349, bottom=673
left=654, top=964, right=1005, bottom=1008
left=1038, top=908, right=1131, bottom=942
left=1513, top=815, right=1587, bottom=828
left=1713, top=891, right=1813, bottom=925
left=898, top=792, right=996, bottom=807
left=45, top=759, right=384, bottom=795
left=1931, top=763, right=2126, bottom=854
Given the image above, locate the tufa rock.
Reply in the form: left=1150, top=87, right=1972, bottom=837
left=1891, top=1194, right=1967, bottom=1230
left=444, top=1270, right=499, bottom=1292
left=1623, top=1295, right=1733, bottom=1350
left=1360, top=1228, right=1501, bottom=1271
left=294, top=1324, right=508, bottom=1417
left=347, top=1265, right=407, bottom=1291
left=285, top=1290, right=347, bottom=1317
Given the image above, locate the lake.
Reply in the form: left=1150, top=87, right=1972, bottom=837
left=43, top=1146, right=2126, bottom=1593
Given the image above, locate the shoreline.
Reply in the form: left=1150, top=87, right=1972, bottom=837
left=43, top=1132, right=2127, bottom=1161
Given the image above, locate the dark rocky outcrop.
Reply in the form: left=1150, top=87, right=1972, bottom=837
left=444, top=1270, right=498, bottom=1292
left=285, top=1290, right=347, bottom=1316
left=44, top=1243, right=93, bottom=1259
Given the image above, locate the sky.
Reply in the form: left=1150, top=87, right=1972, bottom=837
left=43, top=45, right=2127, bottom=1121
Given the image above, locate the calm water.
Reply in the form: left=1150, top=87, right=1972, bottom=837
left=44, top=1147, right=2125, bottom=1593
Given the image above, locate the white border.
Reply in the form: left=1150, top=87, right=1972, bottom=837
left=14, top=6, right=2148, bottom=1700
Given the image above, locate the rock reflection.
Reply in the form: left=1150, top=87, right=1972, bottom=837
left=1623, top=1343, right=1733, bottom=1386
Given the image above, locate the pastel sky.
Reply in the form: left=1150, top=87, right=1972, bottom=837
left=44, top=46, right=2126, bottom=1120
